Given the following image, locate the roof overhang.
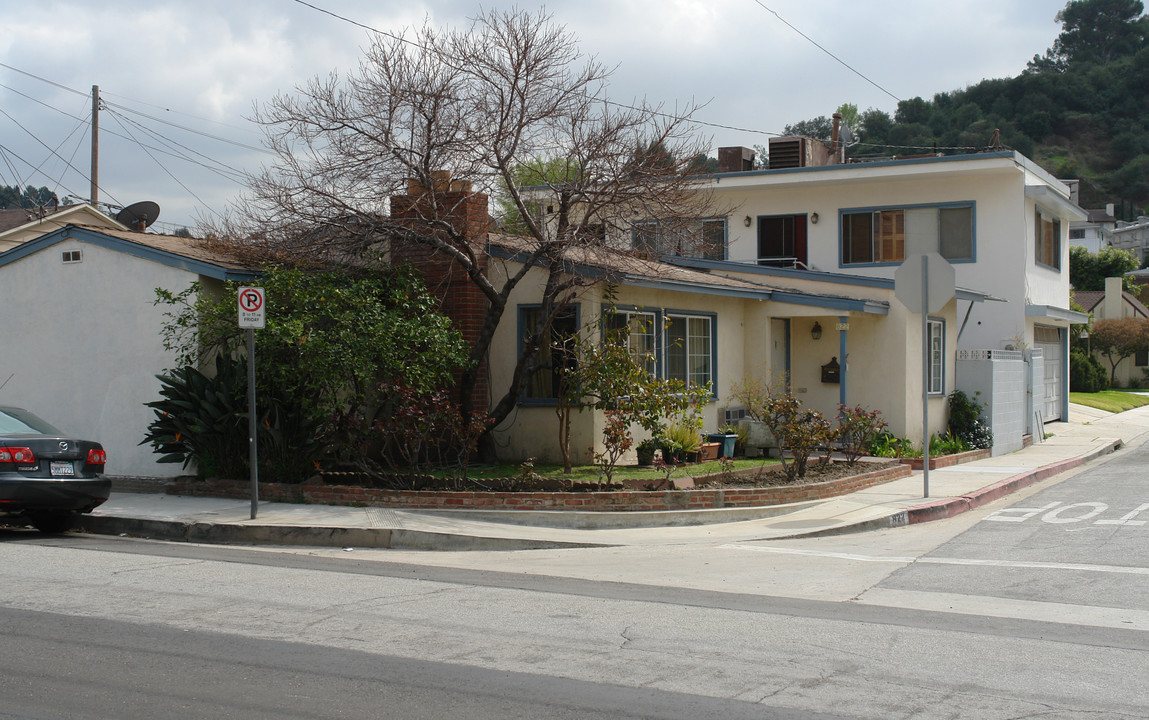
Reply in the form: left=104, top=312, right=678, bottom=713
left=667, top=256, right=1004, bottom=304
left=1026, top=185, right=1088, bottom=221
left=0, top=225, right=258, bottom=282
left=1026, top=304, right=1089, bottom=324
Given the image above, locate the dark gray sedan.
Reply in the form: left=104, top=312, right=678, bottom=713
left=0, top=406, right=110, bottom=533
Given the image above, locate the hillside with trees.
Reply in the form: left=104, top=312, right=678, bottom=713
left=0, top=184, right=60, bottom=209
left=780, top=0, right=1149, bottom=217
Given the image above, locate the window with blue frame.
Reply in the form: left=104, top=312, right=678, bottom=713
left=605, top=309, right=658, bottom=376
left=665, top=314, right=712, bottom=389
left=604, top=307, right=716, bottom=394
left=841, top=204, right=974, bottom=266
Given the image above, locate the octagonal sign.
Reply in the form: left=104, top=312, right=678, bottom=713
left=895, top=253, right=955, bottom=314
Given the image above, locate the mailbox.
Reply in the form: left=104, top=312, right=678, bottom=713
left=821, top=356, right=840, bottom=384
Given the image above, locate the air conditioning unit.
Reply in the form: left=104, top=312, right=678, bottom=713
left=723, top=407, right=748, bottom=425
left=768, top=136, right=835, bottom=169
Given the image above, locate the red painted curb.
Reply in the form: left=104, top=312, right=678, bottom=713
left=905, top=440, right=1119, bottom=525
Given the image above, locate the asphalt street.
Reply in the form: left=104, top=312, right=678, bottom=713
left=1, top=416, right=1146, bottom=718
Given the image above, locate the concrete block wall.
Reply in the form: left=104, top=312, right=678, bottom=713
left=956, top=350, right=1027, bottom=456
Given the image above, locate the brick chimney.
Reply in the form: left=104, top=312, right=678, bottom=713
left=390, top=172, right=491, bottom=415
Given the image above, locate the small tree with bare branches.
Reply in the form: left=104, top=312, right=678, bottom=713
left=216, top=9, right=719, bottom=454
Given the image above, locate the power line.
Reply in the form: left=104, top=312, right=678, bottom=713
left=748, top=0, right=902, bottom=103
left=0, top=107, right=121, bottom=206
left=0, top=64, right=272, bottom=155
left=105, top=110, right=221, bottom=220
left=0, top=142, right=94, bottom=206
left=104, top=107, right=249, bottom=183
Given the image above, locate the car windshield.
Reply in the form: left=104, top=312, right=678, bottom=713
left=0, top=407, right=62, bottom=435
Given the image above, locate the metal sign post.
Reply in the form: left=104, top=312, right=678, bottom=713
left=894, top=254, right=954, bottom=499
left=238, top=287, right=266, bottom=519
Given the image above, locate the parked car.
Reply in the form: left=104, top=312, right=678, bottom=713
left=0, top=406, right=110, bottom=533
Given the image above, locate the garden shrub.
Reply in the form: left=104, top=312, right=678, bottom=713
left=836, top=404, right=888, bottom=466
left=1069, top=349, right=1109, bottom=392
left=947, top=390, right=993, bottom=450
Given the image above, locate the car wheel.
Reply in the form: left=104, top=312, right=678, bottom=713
left=28, top=513, right=75, bottom=534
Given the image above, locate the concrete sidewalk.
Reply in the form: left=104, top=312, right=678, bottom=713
left=79, top=403, right=1149, bottom=551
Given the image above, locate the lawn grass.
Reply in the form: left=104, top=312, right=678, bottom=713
left=438, top=457, right=780, bottom=482
left=1069, top=390, right=1149, bottom=414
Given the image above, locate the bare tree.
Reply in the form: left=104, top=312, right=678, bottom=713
left=216, top=8, right=719, bottom=438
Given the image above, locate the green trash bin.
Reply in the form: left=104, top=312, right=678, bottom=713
left=707, top=433, right=737, bottom=458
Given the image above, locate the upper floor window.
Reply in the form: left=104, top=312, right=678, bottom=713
left=842, top=209, right=904, bottom=265
left=633, top=218, right=726, bottom=261
left=1035, top=208, right=1062, bottom=270
left=841, top=204, right=974, bottom=266
left=758, top=214, right=808, bottom=268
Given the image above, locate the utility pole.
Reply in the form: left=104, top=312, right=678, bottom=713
left=90, top=85, right=99, bottom=206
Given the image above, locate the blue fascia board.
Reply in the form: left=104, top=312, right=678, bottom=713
left=0, top=225, right=259, bottom=281
left=769, top=290, right=889, bottom=315
left=620, top=276, right=772, bottom=300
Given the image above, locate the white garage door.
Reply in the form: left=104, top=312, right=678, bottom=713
left=1034, top=326, right=1062, bottom=421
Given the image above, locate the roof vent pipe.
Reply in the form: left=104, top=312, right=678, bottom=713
left=831, top=112, right=842, bottom=163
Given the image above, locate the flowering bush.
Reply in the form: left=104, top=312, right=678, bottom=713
left=836, top=404, right=888, bottom=466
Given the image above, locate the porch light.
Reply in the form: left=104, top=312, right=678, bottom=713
left=811, top=321, right=822, bottom=340
left=744, top=215, right=752, bottom=227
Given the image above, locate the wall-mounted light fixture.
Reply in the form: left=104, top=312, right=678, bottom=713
left=811, top=321, right=823, bottom=340
left=810, top=212, right=819, bottom=224
left=744, top=215, right=752, bottom=227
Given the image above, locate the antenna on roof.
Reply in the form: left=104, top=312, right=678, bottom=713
left=115, top=201, right=161, bottom=232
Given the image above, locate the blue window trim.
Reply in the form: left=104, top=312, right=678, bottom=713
left=927, top=316, right=945, bottom=396
left=516, top=303, right=581, bottom=407
left=663, top=308, right=719, bottom=399
left=838, top=201, right=977, bottom=268
left=602, top=304, right=664, bottom=379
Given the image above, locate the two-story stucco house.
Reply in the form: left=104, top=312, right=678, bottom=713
left=663, top=144, right=1087, bottom=425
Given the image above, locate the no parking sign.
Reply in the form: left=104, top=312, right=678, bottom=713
left=238, top=286, right=266, bottom=329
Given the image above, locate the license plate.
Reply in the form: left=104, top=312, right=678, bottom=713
left=50, top=461, right=75, bottom=477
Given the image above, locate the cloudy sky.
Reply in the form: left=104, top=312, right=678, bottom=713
left=0, top=0, right=1071, bottom=231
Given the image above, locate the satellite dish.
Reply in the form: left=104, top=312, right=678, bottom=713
left=115, top=201, right=160, bottom=231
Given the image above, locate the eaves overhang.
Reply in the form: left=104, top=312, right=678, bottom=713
left=1026, top=304, right=1089, bottom=324
left=1026, top=185, right=1088, bottom=221
left=666, top=256, right=1004, bottom=304
left=0, top=225, right=259, bottom=282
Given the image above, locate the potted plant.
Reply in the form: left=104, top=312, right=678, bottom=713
left=662, top=421, right=702, bottom=463
left=636, top=438, right=659, bottom=466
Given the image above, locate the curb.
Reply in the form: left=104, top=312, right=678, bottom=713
left=904, top=439, right=1122, bottom=525
left=769, top=438, right=1124, bottom=539
left=76, top=515, right=610, bottom=552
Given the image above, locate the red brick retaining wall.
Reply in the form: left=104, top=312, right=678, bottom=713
left=899, top=447, right=991, bottom=470
left=165, top=462, right=910, bottom=512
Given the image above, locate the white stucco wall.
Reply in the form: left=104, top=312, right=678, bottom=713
left=0, top=237, right=202, bottom=477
